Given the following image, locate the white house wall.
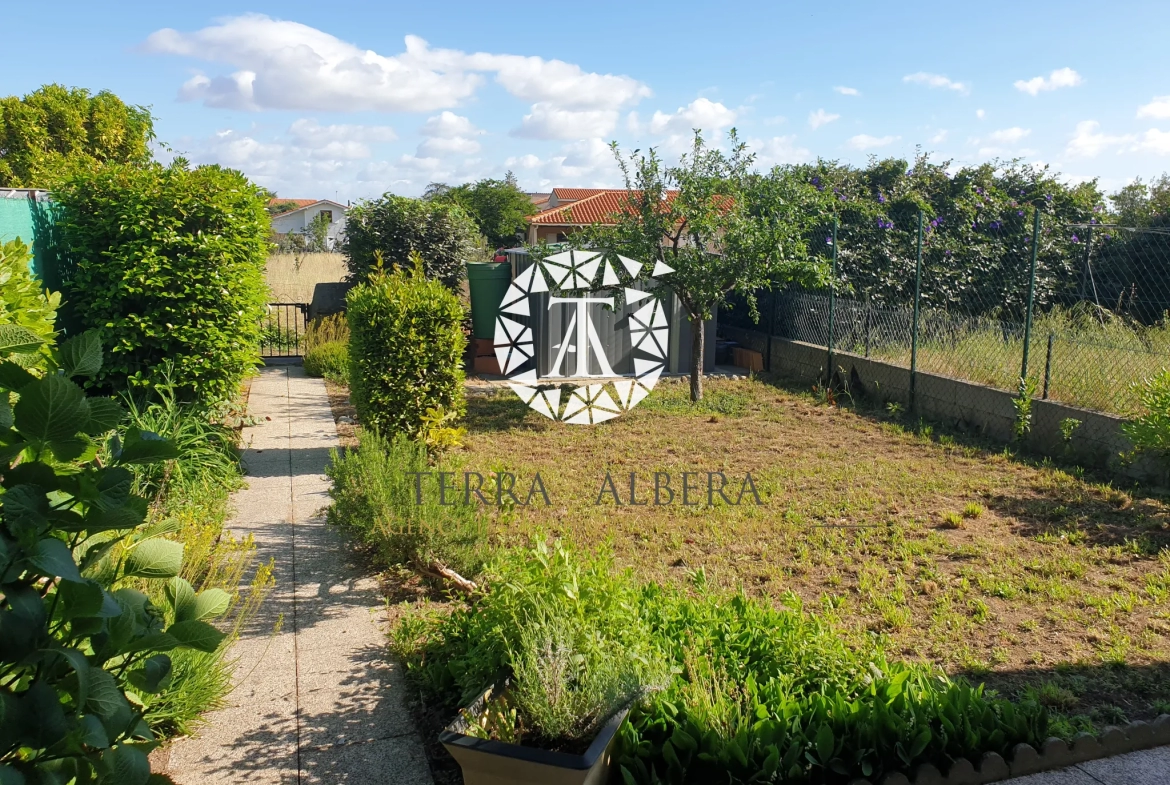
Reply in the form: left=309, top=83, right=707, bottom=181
left=271, top=204, right=348, bottom=249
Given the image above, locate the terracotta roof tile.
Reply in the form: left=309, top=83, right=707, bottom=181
left=550, top=188, right=613, bottom=202
left=529, top=190, right=679, bottom=226
left=269, top=198, right=319, bottom=209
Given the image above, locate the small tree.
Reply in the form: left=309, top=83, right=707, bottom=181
left=592, top=131, right=826, bottom=401
left=430, top=175, right=537, bottom=247
left=0, top=84, right=155, bottom=186
left=343, top=194, right=479, bottom=289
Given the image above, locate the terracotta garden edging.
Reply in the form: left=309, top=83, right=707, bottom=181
left=847, top=714, right=1170, bottom=785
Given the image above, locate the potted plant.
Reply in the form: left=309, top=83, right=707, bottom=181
left=439, top=616, right=658, bottom=785
left=440, top=684, right=629, bottom=785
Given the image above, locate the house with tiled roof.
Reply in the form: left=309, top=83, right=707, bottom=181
left=268, top=198, right=349, bottom=250
left=525, top=188, right=679, bottom=244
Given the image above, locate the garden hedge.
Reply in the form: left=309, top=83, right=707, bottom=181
left=52, top=161, right=269, bottom=405
left=346, top=258, right=467, bottom=437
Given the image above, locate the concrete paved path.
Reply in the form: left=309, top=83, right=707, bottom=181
left=1001, top=745, right=1170, bottom=784
left=168, top=365, right=433, bottom=785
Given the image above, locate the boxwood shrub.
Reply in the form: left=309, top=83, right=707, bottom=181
left=52, top=161, right=269, bottom=405
left=347, top=258, right=466, bottom=437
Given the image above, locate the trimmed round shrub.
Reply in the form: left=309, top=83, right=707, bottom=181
left=303, top=340, right=349, bottom=382
left=347, top=261, right=466, bottom=437
left=52, top=161, right=269, bottom=404
left=343, top=193, right=479, bottom=289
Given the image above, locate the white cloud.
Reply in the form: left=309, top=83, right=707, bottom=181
left=903, top=72, right=969, bottom=95
left=1065, top=120, right=1135, bottom=158
left=929, top=130, right=948, bottom=144
left=420, top=111, right=481, bottom=139
left=418, top=136, right=483, bottom=156
left=513, top=104, right=618, bottom=139
left=146, top=15, right=649, bottom=113
left=846, top=134, right=899, bottom=150
left=987, top=127, right=1031, bottom=144
left=748, top=135, right=812, bottom=167
left=417, top=111, right=484, bottom=156
left=976, top=109, right=986, bottom=119
left=808, top=109, right=840, bottom=130
left=648, top=97, right=737, bottom=136
left=177, top=116, right=492, bottom=199
left=1135, top=128, right=1170, bottom=155
left=504, top=137, right=621, bottom=190
left=285, top=119, right=397, bottom=160
left=1137, top=96, right=1170, bottom=120
left=1013, top=67, right=1083, bottom=96
left=833, top=86, right=860, bottom=96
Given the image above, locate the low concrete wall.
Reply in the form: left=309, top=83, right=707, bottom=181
left=720, top=325, right=1165, bottom=483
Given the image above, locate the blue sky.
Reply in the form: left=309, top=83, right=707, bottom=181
left=8, top=1, right=1170, bottom=201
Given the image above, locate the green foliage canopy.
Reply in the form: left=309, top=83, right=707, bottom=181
left=343, top=194, right=479, bottom=288
left=792, top=155, right=1101, bottom=316
left=0, top=84, right=155, bottom=187
left=428, top=176, right=537, bottom=247
left=52, top=161, right=270, bottom=405
left=0, top=239, right=59, bottom=359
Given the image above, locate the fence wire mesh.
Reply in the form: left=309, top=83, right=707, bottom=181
left=724, top=213, right=1170, bottom=417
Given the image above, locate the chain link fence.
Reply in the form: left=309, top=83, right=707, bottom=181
left=725, top=212, right=1170, bottom=417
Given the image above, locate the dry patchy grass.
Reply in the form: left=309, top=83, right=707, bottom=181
left=265, top=252, right=347, bottom=303
left=449, top=375, right=1170, bottom=721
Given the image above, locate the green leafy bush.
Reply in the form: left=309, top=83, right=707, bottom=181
left=343, top=194, right=479, bottom=288
left=619, top=588, right=1047, bottom=784
left=395, top=541, right=1048, bottom=783
left=303, top=342, right=349, bottom=383
left=325, top=429, right=485, bottom=579
left=51, top=160, right=270, bottom=405
left=304, top=313, right=350, bottom=351
left=118, top=381, right=273, bottom=738
left=394, top=542, right=663, bottom=748
left=0, top=327, right=232, bottom=785
left=346, top=259, right=466, bottom=438
left=0, top=238, right=59, bottom=359
left=1122, top=369, right=1170, bottom=455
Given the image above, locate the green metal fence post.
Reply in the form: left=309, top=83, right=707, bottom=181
left=910, top=211, right=923, bottom=414
left=1077, top=225, right=1093, bottom=301
left=864, top=292, right=872, bottom=358
left=767, top=288, right=778, bottom=371
left=826, top=218, right=838, bottom=382
left=1042, top=332, right=1054, bottom=399
left=1021, top=208, right=1041, bottom=383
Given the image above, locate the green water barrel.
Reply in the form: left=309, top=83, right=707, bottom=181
left=467, top=261, right=512, bottom=339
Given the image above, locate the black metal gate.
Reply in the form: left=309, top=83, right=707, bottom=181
left=260, top=303, right=309, bottom=357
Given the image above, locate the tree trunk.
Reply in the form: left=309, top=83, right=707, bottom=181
left=690, top=315, right=705, bottom=402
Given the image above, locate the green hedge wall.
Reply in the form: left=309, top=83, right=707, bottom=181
left=52, top=161, right=269, bottom=405
left=347, top=263, right=466, bottom=437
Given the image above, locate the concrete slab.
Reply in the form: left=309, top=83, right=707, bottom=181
left=167, top=366, right=432, bottom=785
left=299, top=735, right=433, bottom=785
left=1000, top=745, right=1170, bottom=784
left=999, top=766, right=1103, bottom=784
left=1077, top=745, right=1170, bottom=784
